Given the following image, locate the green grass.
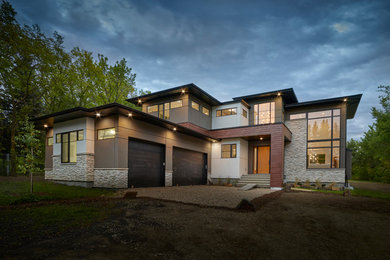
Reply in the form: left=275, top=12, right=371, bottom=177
left=0, top=181, right=115, bottom=206
left=351, top=188, right=390, bottom=200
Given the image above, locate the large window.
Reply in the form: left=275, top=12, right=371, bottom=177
left=202, top=107, right=210, bottom=116
left=191, top=101, right=200, bottom=111
left=216, top=108, right=237, bottom=117
left=221, top=144, right=237, bottom=158
left=254, top=102, right=275, bottom=124
left=307, top=109, right=340, bottom=168
left=61, top=132, right=77, bottom=163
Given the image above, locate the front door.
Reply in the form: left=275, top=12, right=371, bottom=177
left=253, top=146, right=270, bottom=174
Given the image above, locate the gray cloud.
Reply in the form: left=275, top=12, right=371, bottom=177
left=9, top=0, right=390, bottom=139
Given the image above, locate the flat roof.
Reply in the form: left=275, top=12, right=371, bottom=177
left=285, top=94, right=362, bottom=119
left=232, top=88, right=298, bottom=104
left=31, top=103, right=217, bottom=142
left=127, top=83, right=222, bottom=106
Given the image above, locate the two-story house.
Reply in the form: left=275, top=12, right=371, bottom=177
left=33, top=83, right=362, bottom=189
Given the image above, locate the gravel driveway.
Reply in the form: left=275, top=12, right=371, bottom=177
left=120, top=185, right=275, bottom=208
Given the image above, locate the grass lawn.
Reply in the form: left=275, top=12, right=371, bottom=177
left=0, top=180, right=115, bottom=206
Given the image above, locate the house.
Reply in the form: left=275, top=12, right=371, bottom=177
left=33, top=83, right=362, bottom=189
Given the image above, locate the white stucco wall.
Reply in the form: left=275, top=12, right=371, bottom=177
left=211, top=138, right=248, bottom=179
left=211, top=103, right=249, bottom=129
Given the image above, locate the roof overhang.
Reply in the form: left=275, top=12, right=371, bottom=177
left=232, top=88, right=298, bottom=104
left=127, top=83, right=222, bottom=106
left=31, top=103, right=217, bottom=142
left=285, top=94, right=362, bottom=119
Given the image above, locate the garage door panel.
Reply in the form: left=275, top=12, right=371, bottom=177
left=173, top=147, right=206, bottom=186
left=128, top=139, right=164, bottom=188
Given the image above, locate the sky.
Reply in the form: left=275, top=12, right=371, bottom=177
left=9, top=0, right=390, bottom=139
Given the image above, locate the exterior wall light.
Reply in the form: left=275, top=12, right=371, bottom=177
left=344, top=98, right=347, bottom=102
left=44, top=124, right=48, bottom=128
left=138, top=99, right=142, bottom=104
left=96, top=112, right=101, bottom=117
left=277, top=92, right=281, bottom=96
left=260, top=137, right=263, bottom=140
left=181, top=89, right=185, bottom=94
left=128, top=112, right=132, bottom=117
left=173, top=127, right=177, bottom=131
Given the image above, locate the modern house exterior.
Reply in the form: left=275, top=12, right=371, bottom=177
left=33, top=84, right=362, bottom=189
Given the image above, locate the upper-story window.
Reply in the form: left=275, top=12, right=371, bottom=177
left=147, top=100, right=183, bottom=120
left=192, top=101, right=200, bottom=111
left=307, top=109, right=340, bottom=168
left=216, top=108, right=237, bottom=117
left=202, top=107, right=209, bottom=116
left=242, top=109, right=248, bottom=118
left=254, top=102, right=275, bottom=124
left=98, top=128, right=116, bottom=140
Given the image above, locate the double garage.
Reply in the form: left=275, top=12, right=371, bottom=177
left=128, top=138, right=208, bottom=188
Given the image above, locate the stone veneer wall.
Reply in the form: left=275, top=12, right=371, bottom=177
left=94, top=168, right=128, bottom=188
left=46, top=154, right=94, bottom=182
left=165, top=170, right=173, bottom=186
left=284, top=119, right=345, bottom=184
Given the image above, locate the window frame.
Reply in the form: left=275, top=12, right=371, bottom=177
left=216, top=107, right=237, bottom=117
left=306, top=109, right=341, bottom=169
left=147, top=99, right=183, bottom=119
left=60, top=131, right=77, bottom=163
left=97, top=127, right=116, bottom=140
left=47, top=137, right=53, bottom=146
left=242, top=108, right=248, bottom=118
left=221, top=144, right=237, bottom=158
left=191, top=101, right=200, bottom=111
left=253, top=102, right=275, bottom=125
left=202, top=107, right=210, bottom=116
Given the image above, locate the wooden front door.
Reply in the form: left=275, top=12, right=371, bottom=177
left=253, top=146, right=270, bottom=174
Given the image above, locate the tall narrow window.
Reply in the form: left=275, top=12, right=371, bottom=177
left=61, top=132, right=77, bottom=163
left=242, top=109, right=247, bottom=118
left=307, top=109, right=341, bottom=168
left=253, top=102, right=275, bottom=124
left=47, top=137, right=53, bottom=146
left=158, top=104, right=164, bottom=119
left=164, top=103, right=170, bottom=120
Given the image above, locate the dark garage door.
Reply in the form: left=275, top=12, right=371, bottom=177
left=173, top=147, right=207, bottom=186
left=128, top=139, right=165, bottom=188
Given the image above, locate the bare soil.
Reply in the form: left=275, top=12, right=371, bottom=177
left=1, top=191, right=389, bottom=260
left=350, top=180, right=390, bottom=193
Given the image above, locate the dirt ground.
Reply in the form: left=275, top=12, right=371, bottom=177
left=1, top=191, right=390, bottom=260
left=349, top=180, right=390, bottom=193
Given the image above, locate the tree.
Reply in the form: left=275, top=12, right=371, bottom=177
left=15, top=117, right=43, bottom=193
left=347, top=86, right=390, bottom=183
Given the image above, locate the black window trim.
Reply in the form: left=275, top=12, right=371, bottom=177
left=216, top=107, right=237, bottom=117
left=306, top=109, right=342, bottom=169
left=221, top=144, right=237, bottom=158
left=147, top=99, right=183, bottom=119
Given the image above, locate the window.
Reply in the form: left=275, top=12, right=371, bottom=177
left=307, top=109, right=341, bottom=168
left=98, top=128, right=116, bottom=140
left=216, top=108, right=237, bottom=117
left=164, top=103, right=170, bottom=120
left=47, top=137, right=53, bottom=146
left=56, top=133, right=61, bottom=143
left=170, top=100, right=183, bottom=109
left=61, top=132, right=77, bottom=163
left=158, top=104, right=164, bottom=118
left=192, top=101, right=200, bottom=111
left=290, top=113, right=306, bottom=120
left=221, top=144, right=237, bottom=158
left=147, top=105, right=158, bottom=113
left=77, top=130, right=84, bottom=141
left=254, top=102, right=275, bottom=124
left=202, top=107, right=210, bottom=116
left=242, top=109, right=247, bottom=118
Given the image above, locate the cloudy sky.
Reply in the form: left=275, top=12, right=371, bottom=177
left=9, top=0, right=390, bottom=139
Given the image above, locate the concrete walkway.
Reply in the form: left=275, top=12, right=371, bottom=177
left=119, top=185, right=276, bottom=208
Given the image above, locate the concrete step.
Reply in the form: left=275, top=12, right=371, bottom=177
left=237, top=183, right=270, bottom=188
left=240, top=175, right=270, bottom=180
